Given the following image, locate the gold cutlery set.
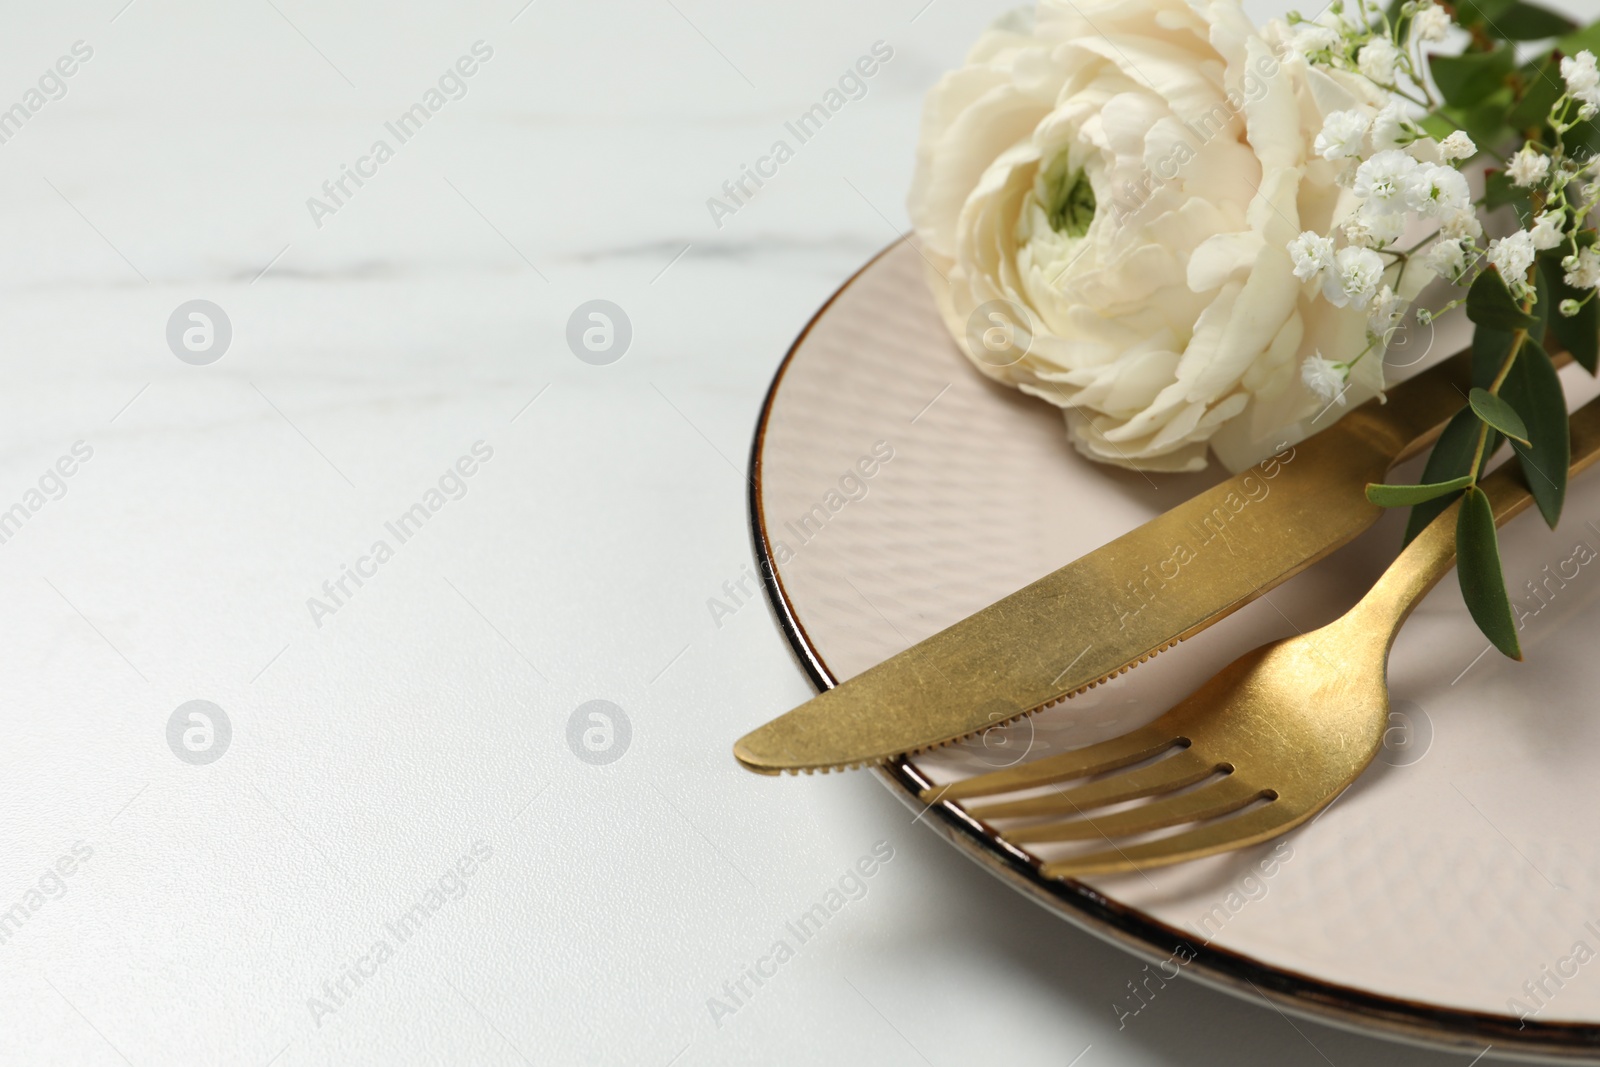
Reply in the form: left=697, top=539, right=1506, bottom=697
left=735, top=347, right=1597, bottom=878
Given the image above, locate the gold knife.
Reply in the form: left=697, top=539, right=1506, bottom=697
left=735, top=349, right=1476, bottom=775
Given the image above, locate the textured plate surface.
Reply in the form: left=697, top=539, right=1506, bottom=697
left=752, top=239, right=1600, bottom=1061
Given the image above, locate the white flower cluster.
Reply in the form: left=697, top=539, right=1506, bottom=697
left=1562, top=51, right=1600, bottom=120
left=1283, top=0, right=1478, bottom=402
left=1300, top=353, right=1349, bottom=405
left=1286, top=2, right=1600, bottom=403
left=1551, top=53, right=1600, bottom=313
left=1286, top=0, right=1450, bottom=76
left=1479, top=50, right=1600, bottom=313
left=1565, top=246, right=1600, bottom=291
left=1291, top=122, right=1475, bottom=382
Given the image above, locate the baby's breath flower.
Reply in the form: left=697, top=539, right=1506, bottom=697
left=1437, top=130, right=1476, bottom=162
left=1560, top=298, right=1583, bottom=317
left=1411, top=3, right=1452, bottom=43
left=1422, top=238, right=1466, bottom=280
left=1370, top=102, right=1414, bottom=151
left=1288, top=231, right=1335, bottom=281
left=1353, top=149, right=1418, bottom=209
left=1288, top=23, right=1341, bottom=58
left=1551, top=160, right=1582, bottom=193
left=1562, top=50, right=1600, bottom=108
left=1407, top=163, right=1470, bottom=218
left=1530, top=210, right=1565, bottom=251
left=1301, top=353, right=1349, bottom=403
left=1344, top=205, right=1407, bottom=248
left=1564, top=246, right=1600, bottom=290
left=1325, top=246, right=1385, bottom=308
left=1508, top=144, right=1550, bottom=187
left=1440, top=206, right=1483, bottom=241
left=1314, top=109, right=1371, bottom=159
left=1487, top=230, right=1537, bottom=287
left=1367, top=285, right=1402, bottom=336
left=1357, top=37, right=1401, bottom=83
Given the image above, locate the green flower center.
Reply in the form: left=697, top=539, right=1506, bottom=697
left=1040, top=154, right=1096, bottom=238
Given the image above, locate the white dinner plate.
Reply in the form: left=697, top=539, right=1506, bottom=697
left=750, top=238, right=1600, bottom=1063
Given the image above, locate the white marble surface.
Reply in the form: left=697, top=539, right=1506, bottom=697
left=0, top=1, right=1559, bottom=1064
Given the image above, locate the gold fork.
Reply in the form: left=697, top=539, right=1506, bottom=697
left=921, top=395, right=1600, bottom=879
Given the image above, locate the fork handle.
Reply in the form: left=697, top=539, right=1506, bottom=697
left=1357, top=392, right=1600, bottom=641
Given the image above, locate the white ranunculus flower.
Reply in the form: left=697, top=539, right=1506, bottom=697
left=907, top=0, right=1400, bottom=472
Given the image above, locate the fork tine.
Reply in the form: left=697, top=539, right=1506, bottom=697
left=965, top=747, right=1219, bottom=822
left=920, top=725, right=1180, bottom=803
left=1039, top=802, right=1292, bottom=878
left=1002, top=773, right=1267, bottom=844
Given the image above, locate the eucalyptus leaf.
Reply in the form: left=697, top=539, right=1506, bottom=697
left=1500, top=338, right=1569, bottom=528
left=1418, top=114, right=1458, bottom=143
left=1466, top=267, right=1538, bottom=331
left=1483, top=170, right=1532, bottom=214
left=1455, top=0, right=1518, bottom=27
left=1508, top=56, right=1565, bottom=130
left=1430, top=49, right=1518, bottom=109
left=1456, top=486, right=1523, bottom=660
left=1442, top=88, right=1516, bottom=150
left=1541, top=248, right=1600, bottom=373
left=1563, top=115, right=1600, bottom=158
left=1469, top=388, right=1531, bottom=445
left=1484, top=168, right=1523, bottom=212
left=1488, top=2, right=1576, bottom=39
left=1557, top=19, right=1600, bottom=55
left=1404, top=406, right=1504, bottom=545
left=1472, top=326, right=1514, bottom=390
left=1366, top=475, right=1476, bottom=507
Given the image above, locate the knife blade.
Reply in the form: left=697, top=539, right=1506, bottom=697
left=735, top=349, right=1475, bottom=775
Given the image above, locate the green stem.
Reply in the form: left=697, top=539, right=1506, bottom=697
left=1465, top=184, right=1549, bottom=478
left=1465, top=327, right=1527, bottom=478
